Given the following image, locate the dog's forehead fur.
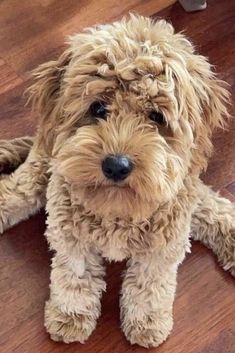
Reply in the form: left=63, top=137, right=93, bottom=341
left=69, top=15, right=192, bottom=66
left=65, top=16, right=193, bottom=99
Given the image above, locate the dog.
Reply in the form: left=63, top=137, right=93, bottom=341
left=0, top=14, right=234, bottom=348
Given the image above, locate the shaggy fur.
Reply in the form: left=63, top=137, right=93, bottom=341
left=0, top=136, right=33, bottom=173
left=0, top=15, right=234, bottom=348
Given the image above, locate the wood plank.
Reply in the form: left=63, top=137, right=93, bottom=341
left=0, top=0, right=176, bottom=79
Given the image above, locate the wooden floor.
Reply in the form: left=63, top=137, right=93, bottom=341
left=0, top=0, right=235, bottom=352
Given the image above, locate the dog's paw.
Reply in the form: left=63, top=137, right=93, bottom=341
left=222, top=259, right=235, bottom=277
left=218, top=227, right=235, bottom=277
left=122, top=311, right=173, bottom=348
left=44, top=300, right=96, bottom=344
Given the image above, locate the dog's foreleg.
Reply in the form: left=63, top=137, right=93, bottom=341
left=120, top=254, right=179, bottom=348
left=45, top=251, right=106, bottom=344
left=191, top=181, right=235, bottom=276
left=0, top=136, right=34, bottom=173
left=44, top=173, right=106, bottom=344
left=0, top=152, right=48, bottom=233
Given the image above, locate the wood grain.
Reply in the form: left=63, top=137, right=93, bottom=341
left=0, top=0, right=235, bottom=353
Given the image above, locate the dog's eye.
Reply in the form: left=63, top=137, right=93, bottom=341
left=149, top=111, right=166, bottom=126
left=90, top=101, right=107, bottom=119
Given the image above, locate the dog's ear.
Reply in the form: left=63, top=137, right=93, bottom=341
left=28, top=49, right=71, bottom=152
left=189, top=54, right=230, bottom=131
left=172, top=34, right=230, bottom=132
left=185, top=53, right=230, bottom=171
left=171, top=31, right=230, bottom=171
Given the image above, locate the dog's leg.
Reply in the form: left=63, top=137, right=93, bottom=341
left=191, top=181, right=235, bottom=276
left=45, top=251, right=106, bottom=344
left=0, top=136, right=34, bottom=173
left=120, top=255, right=179, bottom=348
left=44, top=173, right=106, bottom=344
left=120, top=191, right=193, bottom=349
left=0, top=152, right=48, bottom=233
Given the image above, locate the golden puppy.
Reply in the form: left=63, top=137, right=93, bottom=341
left=0, top=15, right=234, bottom=348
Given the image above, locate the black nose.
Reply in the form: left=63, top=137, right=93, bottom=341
left=102, top=155, right=133, bottom=182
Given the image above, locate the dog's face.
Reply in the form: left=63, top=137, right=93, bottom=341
left=30, top=15, right=229, bottom=220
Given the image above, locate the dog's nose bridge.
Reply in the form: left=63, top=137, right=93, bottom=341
left=100, top=109, right=148, bottom=157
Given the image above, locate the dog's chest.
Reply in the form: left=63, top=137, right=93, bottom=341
left=75, top=214, right=156, bottom=261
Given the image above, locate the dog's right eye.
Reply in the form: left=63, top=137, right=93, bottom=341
left=90, top=101, right=107, bottom=119
left=149, top=111, right=166, bottom=126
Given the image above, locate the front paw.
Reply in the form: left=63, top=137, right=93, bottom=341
left=44, top=300, right=97, bottom=344
left=220, top=228, right=235, bottom=277
left=122, top=310, right=173, bottom=348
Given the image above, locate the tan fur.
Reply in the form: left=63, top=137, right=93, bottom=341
left=191, top=181, right=235, bottom=276
left=0, top=136, right=33, bottom=173
left=0, top=14, right=234, bottom=348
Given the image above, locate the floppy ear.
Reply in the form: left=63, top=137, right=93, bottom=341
left=28, top=49, right=71, bottom=152
left=186, top=53, right=230, bottom=172
left=194, top=56, right=230, bottom=169
left=172, top=32, right=230, bottom=128
left=189, top=54, right=230, bottom=130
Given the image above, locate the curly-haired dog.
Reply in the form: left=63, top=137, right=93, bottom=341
left=0, top=15, right=234, bottom=348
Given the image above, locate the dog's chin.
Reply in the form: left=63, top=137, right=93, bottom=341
left=71, top=182, right=158, bottom=221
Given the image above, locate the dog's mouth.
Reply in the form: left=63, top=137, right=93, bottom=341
left=104, top=183, right=131, bottom=189
left=99, top=182, right=134, bottom=192
left=86, top=180, right=135, bottom=195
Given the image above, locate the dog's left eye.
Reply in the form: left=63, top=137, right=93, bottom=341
left=90, top=101, right=107, bottom=119
left=149, top=111, right=166, bottom=126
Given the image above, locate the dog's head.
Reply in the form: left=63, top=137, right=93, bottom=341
left=29, top=15, right=229, bottom=220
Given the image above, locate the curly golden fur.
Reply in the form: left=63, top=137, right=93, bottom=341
left=0, top=14, right=234, bottom=348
